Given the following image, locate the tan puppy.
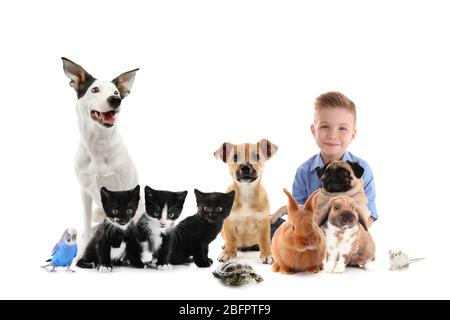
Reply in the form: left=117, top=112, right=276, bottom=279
left=271, top=189, right=326, bottom=274
left=316, top=196, right=375, bottom=272
left=214, top=139, right=277, bottom=264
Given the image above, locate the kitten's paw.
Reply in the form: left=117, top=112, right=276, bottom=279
left=260, top=255, right=274, bottom=264
left=363, top=261, right=376, bottom=272
left=218, top=252, right=236, bottom=262
left=196, top=261, right=212, bottom=268
left=157, top=264, right=172, bottom=271
left=98, top=265, right=113, bottom=273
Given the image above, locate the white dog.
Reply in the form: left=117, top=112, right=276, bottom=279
left=62, top=57, right=141, bottom=240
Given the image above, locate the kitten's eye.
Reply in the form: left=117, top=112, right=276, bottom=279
left=233, top=155, right=239, bottom=162
left=216, top=207, right=223, bottom=213
left=126, top=208, right=134, bottom=215
left=112, top=209, right=118, bottom=215
left=91, top=87, right=100, bottom=93
left=168, top=213, right=174, bottom=218
left=203, top=206, right=210, bottom=212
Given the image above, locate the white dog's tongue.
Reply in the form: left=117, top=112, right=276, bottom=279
left=100, top=111, right=115, bottom=125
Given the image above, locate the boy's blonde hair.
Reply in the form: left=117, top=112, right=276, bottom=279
left=314, top=91, right=356, bottom=124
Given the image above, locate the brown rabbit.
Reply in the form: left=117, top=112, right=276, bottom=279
left=271, top=189, right=326, bottom=274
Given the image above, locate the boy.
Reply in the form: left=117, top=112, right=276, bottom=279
left=271, top=91, right=378, bottom=236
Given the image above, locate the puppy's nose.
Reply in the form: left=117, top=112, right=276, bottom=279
left=241, top=165, right=251, bottom=174
left=108, top=96, right=122, bottom=109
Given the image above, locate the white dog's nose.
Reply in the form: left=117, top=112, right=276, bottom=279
left=108, top=96, right=121, bottom=109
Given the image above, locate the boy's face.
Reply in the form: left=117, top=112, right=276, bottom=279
left=311, top=108, right=356, bottom=161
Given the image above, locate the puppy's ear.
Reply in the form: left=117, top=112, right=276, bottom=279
left=213, top=142, right=234, bottom=163
left=62, top=57, right=95, bottom=98
left=258, top=139, right=278, bottom=160
left=112, top=68, right=139, bottom=99
left=355, top=204, right=369, bottom=231
left=347, top=161, right=364, bottom=179
left=316, top=166, right=326, bottom=178
left=316, top=199, right=332, bottom=227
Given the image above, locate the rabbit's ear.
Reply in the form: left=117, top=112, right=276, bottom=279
left=355, top=205, right=369, bottom=231
left=283, top=188, right=298, bottom=212
left=316, top=199, right=332, bottom=227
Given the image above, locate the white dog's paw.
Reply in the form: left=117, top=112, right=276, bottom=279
left=218, top=252, right=236, bottom=262
left=98, top=265, right=113, bottom=273
left=157, top=264, right=172, bottom=271
left=260, top=255, right=274, bottom=265
left=363, top=261, right=376, bottom=272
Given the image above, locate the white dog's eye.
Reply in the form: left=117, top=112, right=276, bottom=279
left=91, top=87, right=100, bottom=93
left=126, top=209, right=133, bottom=215
left=334, top=205, right=340, bottom=211
left=112, top=209, right=118, bottom=215
left=114, top=91, right=119, bottom=95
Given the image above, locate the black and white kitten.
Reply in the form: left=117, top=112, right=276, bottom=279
left=76, top=185, right=143, bottom=272
left=137, top=186, right=188, bottom=269
left=167, top=189, right=235, bottom=268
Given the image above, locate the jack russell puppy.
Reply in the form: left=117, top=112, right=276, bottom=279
left=214, top=139, right=277, bottom=264
left=62, top=57, right=141, bottom=241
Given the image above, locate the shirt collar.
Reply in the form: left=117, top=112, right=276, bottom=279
left=310, top=151, right=352, bottom=172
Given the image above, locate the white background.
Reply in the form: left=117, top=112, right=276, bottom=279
left=1, top=0, right=449, bottom=299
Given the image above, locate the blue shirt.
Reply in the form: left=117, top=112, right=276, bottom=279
left=292, top=151, right=378, bottom=221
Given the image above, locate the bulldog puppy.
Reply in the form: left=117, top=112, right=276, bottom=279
left=214, top=139, right=277, bottom=264
left=315, top=160, right=372, bottom=227
left=316, top=196, right=376, bottom=273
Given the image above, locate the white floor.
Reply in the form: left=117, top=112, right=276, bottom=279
left=1, top=223, right=445, bottom=300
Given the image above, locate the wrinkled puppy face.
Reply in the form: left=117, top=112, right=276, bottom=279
left=327, top=196, right=359, bottom=229
left=317, top=160, right=364, bottom=193
left=214, top=139, right=278, bottom=184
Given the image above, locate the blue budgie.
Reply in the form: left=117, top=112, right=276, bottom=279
left=42, top=228, right=78, bottom=272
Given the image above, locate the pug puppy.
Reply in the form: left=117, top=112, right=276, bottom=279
left=270, top=160, right=373, bottom=229
left=315, top=160, right=373, bottom=227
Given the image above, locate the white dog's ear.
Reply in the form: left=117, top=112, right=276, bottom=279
left=213, top=142, right=234, bottom=163
left=257, top=139, right=278, bottom=160
left=112, top=68, right=139, bottom=98
left=316, top=199, right=332, bottom=227
left=61, top=57, right=94, bottom=97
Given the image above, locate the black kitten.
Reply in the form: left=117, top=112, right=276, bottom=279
left=76, top=185, right=143, bottom=272
left=137, top=186, right=188, bottom=269
left=167, top=189, right=235, bottom=268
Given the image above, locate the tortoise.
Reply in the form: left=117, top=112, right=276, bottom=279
left=213, top=261, right=264, bottom=286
